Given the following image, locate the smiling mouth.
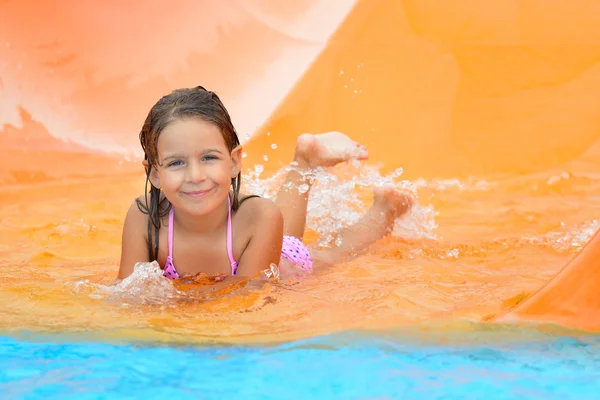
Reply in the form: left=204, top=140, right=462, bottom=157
left=182, top=188, right=214, bottom=198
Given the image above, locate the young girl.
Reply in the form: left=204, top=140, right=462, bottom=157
left=118, top=86, right=413, bottom=280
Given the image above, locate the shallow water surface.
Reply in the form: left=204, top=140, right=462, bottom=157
left=1, top=163, right=598, bottom=343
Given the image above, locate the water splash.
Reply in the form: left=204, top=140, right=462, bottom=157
left=70, top=262, right=184, bottom=305
left=243, top=161, right=438, bottom=246
left=413, top=178, right=492, bottom=192
left=69, top=261, right=287, bottom=308
left=524, top=219, right=600, bottom=253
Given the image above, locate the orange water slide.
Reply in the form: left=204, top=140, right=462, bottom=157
left=0, top=0, right=355, bottom=151
left=2, top=0, right=600, bottom=332
left=244, top=0, right=600, bottom=179
left=498, top=230, right=600, bottom=331
left=242, top=0, right=600, bottom=331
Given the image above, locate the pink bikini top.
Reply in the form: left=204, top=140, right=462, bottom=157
left=162, top=196, right=239, bottom=280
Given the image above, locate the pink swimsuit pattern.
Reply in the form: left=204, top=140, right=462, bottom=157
left=163, top=196, right=313, bottom=279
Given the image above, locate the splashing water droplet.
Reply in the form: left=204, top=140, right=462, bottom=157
left=298, top=184, right=310, bottom=194
left=262, top=263, right=281, bottom=281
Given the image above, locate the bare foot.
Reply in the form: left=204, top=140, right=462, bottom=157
left=372, top=186, right=413, bottom=223
left=304, top=186, right=415, bottom=266
left=294, top=131, right=369, bottom=169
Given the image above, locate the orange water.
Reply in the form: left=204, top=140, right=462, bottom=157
left=1, top=160, right=598, bottom=344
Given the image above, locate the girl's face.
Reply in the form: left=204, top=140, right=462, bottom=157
left=151, top=118, right=242, bottom=216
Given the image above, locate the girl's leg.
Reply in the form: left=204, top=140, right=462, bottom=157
left=309, top=186, right=413, bottom=268
left=274, top=132, right=368, bottom=239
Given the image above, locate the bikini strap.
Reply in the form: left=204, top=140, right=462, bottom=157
left=226, top=196, right=239, bottom=275
left=168, top=207, right=174, bottom=259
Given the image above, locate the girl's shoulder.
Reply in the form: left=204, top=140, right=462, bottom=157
left=118, top=194, right=168, bottom=279
left=234, top=194, right=282, bottom=228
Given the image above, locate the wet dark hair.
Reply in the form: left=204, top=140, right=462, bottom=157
left=136, top=85, right=243, bottom=261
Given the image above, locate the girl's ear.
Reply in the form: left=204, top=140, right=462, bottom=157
left=143, top=159, right=161, bottom=189
left=230, top=145, right=243, bottom=178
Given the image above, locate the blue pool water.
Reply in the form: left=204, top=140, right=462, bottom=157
left=1, top=329, right=600, bottom=399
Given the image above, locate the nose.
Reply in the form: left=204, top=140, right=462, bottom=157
left=186, top=161, right=207, bottom=183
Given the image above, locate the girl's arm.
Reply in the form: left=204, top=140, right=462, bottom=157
left=237, top=199, right=284, bottom=277
left=118, top=199, right=151, bottom=280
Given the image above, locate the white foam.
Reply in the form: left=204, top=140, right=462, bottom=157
left=71, top=261, right=184, bottom=305
left=523, top=219, right=599, bottom=253
left=242, top=160, right=439, bottom=246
